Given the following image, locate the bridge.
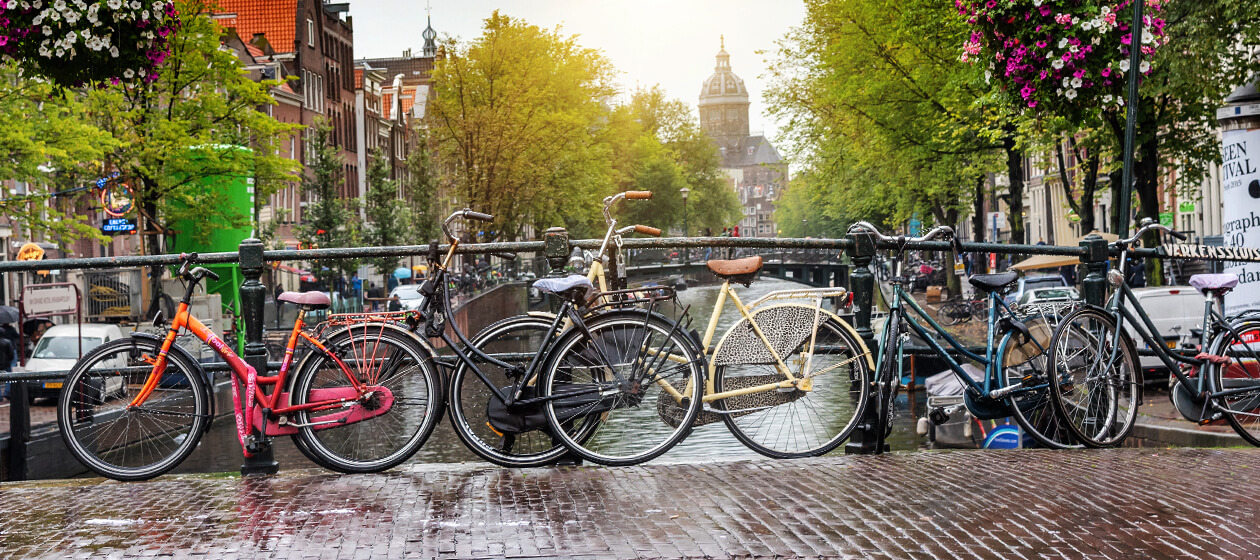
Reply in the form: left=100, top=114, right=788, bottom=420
left=623, top=250, right=850, bottom=288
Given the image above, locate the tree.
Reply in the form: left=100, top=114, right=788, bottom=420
left=429, top=12, right=617, bottom=240
left=84, top=0, right=299, bottom=294
left=402, top=128, right=441, bottom=245
left=295, top=117, right=358, bottom=288
left=363, top=147, right=407, bottom=275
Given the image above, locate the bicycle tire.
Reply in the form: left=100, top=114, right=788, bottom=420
left=715, top=316, right=871, bottom=458
left=57, top=337, right=210, bottom=481
left=1207, top=320, right=1260, bottom=446
left=1046, top=306, right=1140, bottom=448
left=291, top=324, right=442, bottom=473
left=541, top=310, right=705, bottom=466
left=448, top=314, right=592, bottom=467
left=998, top=314, right=1081, bottom=449
left=936, top=302, right=968, bottom=326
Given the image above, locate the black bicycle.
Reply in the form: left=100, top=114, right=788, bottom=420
left=420, top=209, right=706, bottom=467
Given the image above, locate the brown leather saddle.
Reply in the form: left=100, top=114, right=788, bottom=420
left=706, top=256, right=763, bottom=287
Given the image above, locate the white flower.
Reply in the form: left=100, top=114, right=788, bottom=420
left=130, top=0, right=140, bottom=8
left=109, top=45, right=118, bottom=57
left=1058, top=38, right=1069, bottom=49
left=54, top=47, right=64, bottom=57
left=1033, top=0, right=1042, bottom=5
left=1142, top=31, right=1154, bottom=44
left=1119, top=60, right=1130, bottom=72
left=1070, top=77, right=1083, bottom=88
left=38, top=45, right=50, bottom=57
left=1069, top=45, right=1079, bottom=53
left=1092, top=36, right=1101, bottom=45
left=141, top=10, right=148, bottom=19
left=64, top=11, right=78, bottom=24
left=51, top=0, right=63, bottom=9
left=137, top=68, right=145, bottom=77
left=32, top=14, right=43, bottom=24
left=1103, top=95, right=1113, bottom=103
left=31, top=0, right=40, bottom=6
left=1071, top=16, right=1080, bottom=25
left=107, top=0, right=121, bottom=8
left=984, top=70, right=991, bottom=83
left=1056, top=88, right=1063, bottom=95
left=42, top=25, right=52, bottom=36
left=63, top=31, right=75, bottom=44
left=5, top=0, right=15, bottom=9
left=1082, top=21, right=1093, bottom=31
left=1101, top=6, right=1111, bottom=15
left=1140, top=61, right=1150, bottom=73
left=1117, top=97, right=1124, bottom=106
left=123, top=69, right=134, bottom=78
left=1062, top=77, right=1070, bottom=87
left=1051, top=59, right=1065, bottom=69
left=152, top=0, right=163, bottom=9
left=1065, top=89, right=1078, bottom=100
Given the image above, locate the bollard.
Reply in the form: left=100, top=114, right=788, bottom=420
left=6, top=382, right=29, bottom=480
left=543, top=227, right=570, bottom=276
left=844, top=231, right=885, bottom=455
left=1079, top=234, right=1109, bottom=307
left=238, top=238, right=279, bottom=475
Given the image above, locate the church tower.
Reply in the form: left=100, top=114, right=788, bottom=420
left=422, top=15, right=438, bottom=57
left=698, top=36, right=750, bottom=143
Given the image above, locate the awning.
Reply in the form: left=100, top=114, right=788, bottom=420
left=1011, top=254, right=1079, bottom=271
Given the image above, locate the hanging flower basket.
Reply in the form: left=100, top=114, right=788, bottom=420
left=0, top=0, right=179, bottom=88
left=957, top=0, right=1165, bottom=119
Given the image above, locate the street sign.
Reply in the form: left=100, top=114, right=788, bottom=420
left=1178, top=201, right=1195, bottom=213
left=954, top=261, right=966, bottom=276
left=1159, top=212, right=1174, bottom=227
left=22, top=284, right=77, bottom=315
left=989, top=252, right=997, bottom=272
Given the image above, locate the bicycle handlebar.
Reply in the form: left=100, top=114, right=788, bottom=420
left=1120, top=217, right=1187, bottom=245
left=633, top=225, right=661, bottom=237
left=442, top=209, right=496, bottom=243
left=602, top=191, right=653, bottom=226
left=847, top=221, right=957, bottom=245
left=624, top=191, right=653, bottom=200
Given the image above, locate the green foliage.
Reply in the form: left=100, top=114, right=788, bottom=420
left=295, top=117, right=359, bottom=286
left=363, top=147, right=407, bottom=275
left=430, top=11, right=617, bottom=241
left=403, top=128, right=440, bottom=244
left=0, top=61, right=117, bottom=244
left=84, top=0, right=300, bottom=257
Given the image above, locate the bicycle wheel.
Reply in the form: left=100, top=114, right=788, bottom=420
left=1046, top=307, right=1139, bottom=448
left=291, top=324, right=442, bottom=473
left=999, top=315, right=1080, bottom=449
left=936, top=302, right=968, bottom=326
left=448, top=315, right=587, bottom=467
left=715, top=317, right=871, bottom=458
left=541, top=311, right=705, bottom=466
left=970, top=301, right=989, bottom=322
left=57, top=337, right=209, bottom=481
left=1207, top=320, right=1260, bottom=446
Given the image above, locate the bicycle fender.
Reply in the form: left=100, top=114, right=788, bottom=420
left=128, top=332, right=216, bottom=434
left=711, top=303, right=875, bottom=374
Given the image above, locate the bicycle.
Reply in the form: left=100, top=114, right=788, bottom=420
left=848, top=221, right=1079, bottom=450
left=57, top=253, right=443, bottom=480
left=1045, top=218, right=1260, bottom=447
left=427, top=209, right=705, bottom=467
left=936, top=296, right=986, bottom=326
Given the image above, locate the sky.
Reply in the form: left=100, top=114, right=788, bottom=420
left=349, top=0, right=807, bottom=143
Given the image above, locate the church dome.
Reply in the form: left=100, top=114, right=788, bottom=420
left=699, top=43, right=748, bottom=107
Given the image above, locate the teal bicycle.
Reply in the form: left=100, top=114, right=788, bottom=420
left=848, top=222, right=1079, bottom=449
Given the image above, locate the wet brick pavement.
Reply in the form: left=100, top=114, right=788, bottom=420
left=3, top=447, right=1260, bottom=559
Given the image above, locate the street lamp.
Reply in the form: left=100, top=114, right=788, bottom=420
left=680, top=187, right=690, bottom=264
left=802, top=218, right=808, bottom=238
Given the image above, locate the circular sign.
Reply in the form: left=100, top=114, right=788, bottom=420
left=100, top=182, right=134, bottom=217
left=17, top=242, right=45, bottom=261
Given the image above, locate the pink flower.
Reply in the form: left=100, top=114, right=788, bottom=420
left=1101, top=67, right=1112, bottom=77
left=1028, top=100, right=1037, bottom=108
left=1121, top=34, right=1131, bottom=45
left=1039, top=6, right=1051, bottom=17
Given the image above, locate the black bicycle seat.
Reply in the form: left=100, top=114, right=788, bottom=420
left=969, top=272, right=1018, bottom=293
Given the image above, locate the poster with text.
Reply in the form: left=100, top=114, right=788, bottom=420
left=1222, top=127, right=1260, bottom=315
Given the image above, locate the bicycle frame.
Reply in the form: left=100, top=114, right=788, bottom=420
left=128, top=274, right=394, bottom=453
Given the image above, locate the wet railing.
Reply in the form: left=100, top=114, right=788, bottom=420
left=0, top=227, right=1239, bottom=478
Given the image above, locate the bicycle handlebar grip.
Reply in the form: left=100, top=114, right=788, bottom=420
left=1169, top=229, right=1188, bottom=241
left=491, top=252, right=518, bottom=261
left=624, top=191, right=653, bottom=200
left=191, top=267, right=220, bottom=281
left=634, top=225, right=662, bottom=237
left=464, top=211, right=494, bottom=222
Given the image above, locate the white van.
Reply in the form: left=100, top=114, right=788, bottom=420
left=20, top=323, right=125, bottom=401
left=1121, top=287, right=1207, bottom=378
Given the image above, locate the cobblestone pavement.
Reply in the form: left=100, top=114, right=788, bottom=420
left=3, top=447, right=1260, bottom=559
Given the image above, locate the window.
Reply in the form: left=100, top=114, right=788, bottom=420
left=307, top=19, right=314, bottom=47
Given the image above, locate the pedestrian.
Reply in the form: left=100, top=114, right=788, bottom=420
left=1036, top=238, right=1046, bottom=246
left=21, top=319, right=52, bottom=362
left=0, top=321, right=17, bottom=371
left=1126, top=258, right=1146, bottom=288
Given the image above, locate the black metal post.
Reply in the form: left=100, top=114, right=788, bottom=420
left=238, top=238, right=278, bottom=475
left=1079, top=234, right=1109, bottom=306
left=540, top=227, right=583, bottom=466
left=6, top=382, right=28, bottom=480
left=844, top=231, right=883, bottom=454
left=1116, top=0, right=1146, bottom=237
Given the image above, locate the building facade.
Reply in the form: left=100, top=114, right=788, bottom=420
left=698, top=39, right=787, bottom=238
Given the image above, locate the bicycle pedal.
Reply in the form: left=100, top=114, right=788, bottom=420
left=928, top=407, right=950, bottom=425
left=1020, top=374, right=1043, bottom=388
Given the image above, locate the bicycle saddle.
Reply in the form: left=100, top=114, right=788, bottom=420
left=1190, top=273, right=1238, bottom=296
left=278, top=291, right=332, bottom=310
left=707, top=256, right=763, bottom=287
left=533, top=275, right=595, bottom=304
left=968, top=272, right=1017, bottom=293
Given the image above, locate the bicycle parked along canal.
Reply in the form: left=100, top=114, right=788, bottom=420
left=57, top=253, right=442, bottom=480
left=1046, top=218, right=1260, bottom=448
left=847, top=221, right=1080, bottom=449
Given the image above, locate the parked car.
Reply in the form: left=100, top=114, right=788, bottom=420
left=1005, top=274, right=1070, bottom=304
left=1121, top=286, right=1205, bottom=380
left=19, top=323, right=125, bottom=402
left=388, top=285, right=426, bottom=311
left=1016, top=287, right=1080, bottom=306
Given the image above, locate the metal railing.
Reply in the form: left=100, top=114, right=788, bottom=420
left=0, top=227, right=1240, bottom=477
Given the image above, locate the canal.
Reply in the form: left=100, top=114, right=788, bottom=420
left=172, top=277, right=926, bottom=475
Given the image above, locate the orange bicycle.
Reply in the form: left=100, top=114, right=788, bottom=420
left=57, top=253, right=442, bottom=480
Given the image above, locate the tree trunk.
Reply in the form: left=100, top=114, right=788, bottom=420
left=1002, top=133, right=1026, bottom=246
left=972, top=175, right=986, bottom=243
left=1135, top=135, right=1162, bottom=286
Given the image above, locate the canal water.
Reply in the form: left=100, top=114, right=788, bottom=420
left=178, top=277, right=927, bottom=474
